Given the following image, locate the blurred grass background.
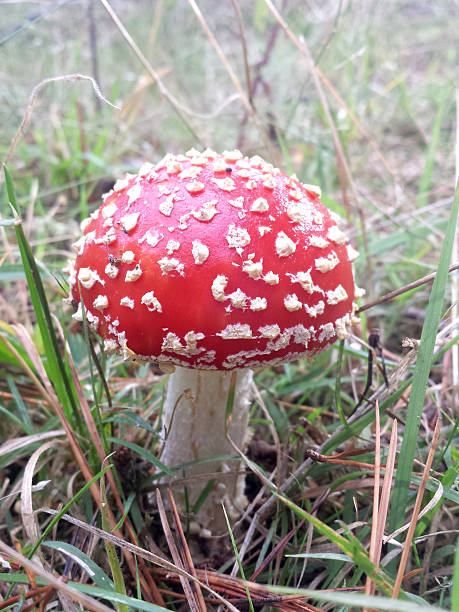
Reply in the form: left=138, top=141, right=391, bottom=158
left=0, top=1, right=458, bottom=610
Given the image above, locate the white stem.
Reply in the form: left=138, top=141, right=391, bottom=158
left=160, top=367, right=253, bottom=530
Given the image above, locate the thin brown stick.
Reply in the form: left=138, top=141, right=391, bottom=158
left=392, top=418, right=441, bottom=598
left=357, top=262, right=459, bottom=313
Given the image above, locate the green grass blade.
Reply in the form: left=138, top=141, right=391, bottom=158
left=3, top=164, right=82, bottom=431
left=6, top=374, right=33, bottom=434
left=453, top=538, right=459, bottom=611
left=388, top=180, right=459, bottom=534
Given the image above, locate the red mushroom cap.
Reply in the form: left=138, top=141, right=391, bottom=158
left=67, top=149, right=360, bottom=370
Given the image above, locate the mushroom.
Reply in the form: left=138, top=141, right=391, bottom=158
left=66, top=149, right=360, bottom=531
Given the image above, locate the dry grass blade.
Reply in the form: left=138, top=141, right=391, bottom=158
left=0, top=331, right=54, bottom=408
left=166, top=488, right=207, bottom=612
left=392, top=418, right=442, bottom=599
left=252, top=381, right=282, bottom=487
left=0, top=541, right=114, bottom=612
left=373, top=420, right=398, bottom=582
left=233, top=346, right=418, bottom=570
left=364, top=401, right=381, bottom=604
left=385, top=481, right=444, bottom=545
left=250, top=518, right=306, bottom=582
left=21, top=441, right=60, bottom=562
left=155, top=489, right=200, bottom=612
left=11, top=323, right=158, bottom=600
left=0, top=430, right=65, bottom=457
left=12, top=324, right=58, bottom=401
left=51, top=318, right=161, bottom=602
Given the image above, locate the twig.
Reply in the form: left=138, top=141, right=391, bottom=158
left=357, top=262, right=459, bottom=313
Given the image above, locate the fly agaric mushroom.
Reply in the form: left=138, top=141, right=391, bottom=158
left=66, top=149, right=361, bottom=530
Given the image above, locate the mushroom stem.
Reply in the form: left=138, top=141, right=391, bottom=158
left=160, top=367, right=253, bottom=530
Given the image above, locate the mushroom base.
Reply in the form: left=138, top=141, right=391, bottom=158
left=160, top=367, right=253, bottom=532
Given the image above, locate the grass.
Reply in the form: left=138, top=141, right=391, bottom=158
left=0, top=1, right=458, bottom=610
